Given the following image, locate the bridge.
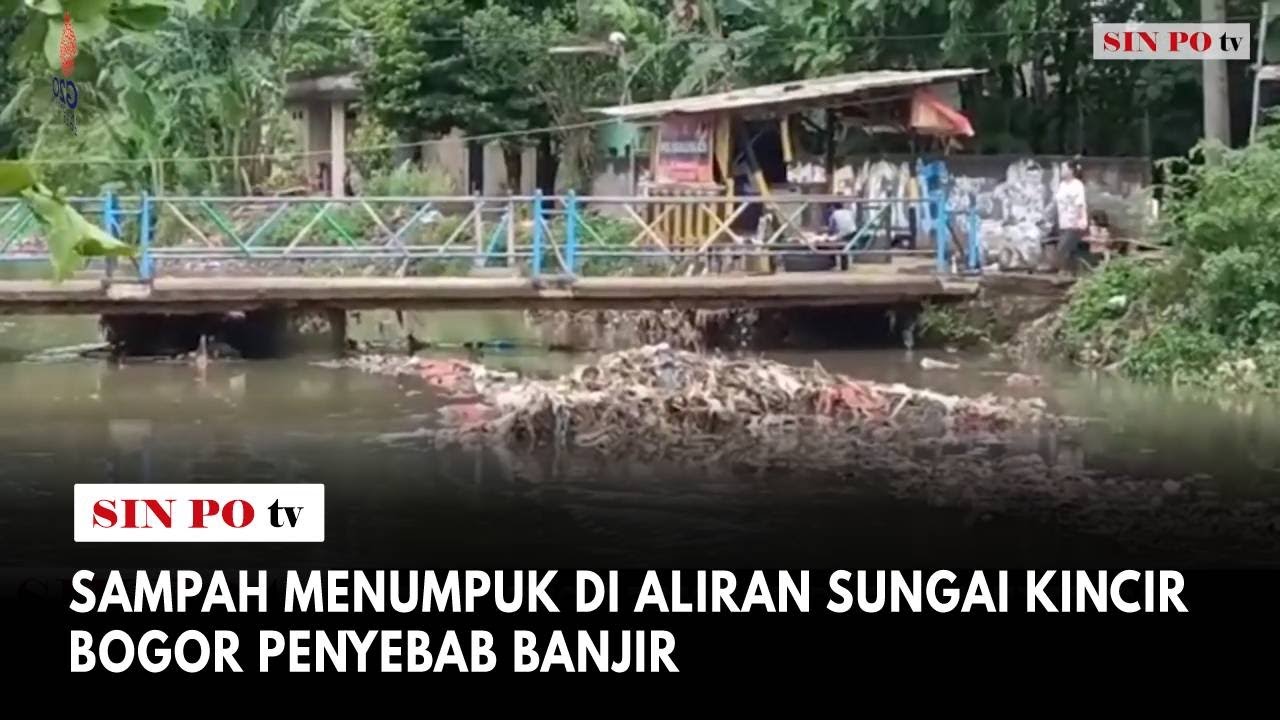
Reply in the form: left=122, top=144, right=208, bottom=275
left=0, top=192, right=996, bottom=316
left=0, top=270, right=980, bottom=315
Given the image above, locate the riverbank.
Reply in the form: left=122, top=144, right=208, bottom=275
left=1009, top=135, right=1280, bottom=394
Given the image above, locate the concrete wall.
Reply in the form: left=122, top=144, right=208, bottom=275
left=303, top=101, right=331, bottom=182
left=420, top=130, right=469, bottom=194
left=417, top=133, right=538, bottom=196
left=816, top=154, right=1154, bottom=267
left=587, top=157, right=638, bottom=216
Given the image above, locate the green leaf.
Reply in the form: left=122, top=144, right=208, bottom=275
left=71, top=210, right=135, bottom=258
left=69, top=47, right=98, bottom=81
left=122, top=86, right=154, bottom=122
left=12, top=15, right=48, bottom=65
left=0, top=162, right=38, bottom=196
left=73, top=11, right=110, bottom=40
left=0, top=82, right=31, bottom=124
left=108, top=3, right=170, bottom=30
left=232, top=0, right=258, bottom=27
left=63, top=0, right=112, bottom=19
left=42, top=17, right=62, bottom=72
left=22, top=187, right=81, bottom=281
left=21, top=187, right=134, bottom=282
left=27, top=0, right=63, bottom=15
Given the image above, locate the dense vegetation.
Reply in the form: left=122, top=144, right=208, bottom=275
left=1051, top=130, right=1280, bottom=392
left=3, top=0, right=1262, bottom=197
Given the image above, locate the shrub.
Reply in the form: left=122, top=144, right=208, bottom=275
left=1054, top=128, right=1280, bottom=392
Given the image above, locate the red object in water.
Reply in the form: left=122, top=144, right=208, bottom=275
left=60, top=12, right=78, bottom=78
left=416, top=358, right=475, bottom=392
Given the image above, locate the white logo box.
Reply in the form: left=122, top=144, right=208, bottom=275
left=1093, top=23, right=1251, bottom=60
left=73, top=484, right=324, bottom=543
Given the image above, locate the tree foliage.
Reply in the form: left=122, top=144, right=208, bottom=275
left=362, top=0, right=478, bottom=138
left=0, top=0, right=156, bottom=281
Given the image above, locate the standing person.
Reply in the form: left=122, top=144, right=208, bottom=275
left=1054, top=159, right=1089, bottom=274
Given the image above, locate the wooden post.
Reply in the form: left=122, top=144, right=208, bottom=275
left=780, top=115, right=793, bottom=164
left=824, top=108, right=837, bottom=194
left=715, top=113, right=734, bottom=273
left=330, top=99, right=347, bottom=198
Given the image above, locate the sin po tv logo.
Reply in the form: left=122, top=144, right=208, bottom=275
left=51, top=12, right=78, bottom=135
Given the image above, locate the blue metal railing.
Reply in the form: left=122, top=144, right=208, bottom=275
left=0, top=191, right=986, bottom=281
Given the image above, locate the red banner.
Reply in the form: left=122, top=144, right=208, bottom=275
left=655, top=115, right=714, bottom=184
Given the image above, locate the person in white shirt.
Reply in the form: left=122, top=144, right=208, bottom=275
left=1054, top=160, right=1089, bottom=274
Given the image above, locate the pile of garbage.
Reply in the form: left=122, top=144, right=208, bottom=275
left=397, top=344, right=1069, bottom=466
left=524, top=308, right=757, bottom=352
left=320, top=346, right=1280, bottom=558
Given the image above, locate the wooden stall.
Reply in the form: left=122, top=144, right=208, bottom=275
left=596, top=68, right=984, bottom=261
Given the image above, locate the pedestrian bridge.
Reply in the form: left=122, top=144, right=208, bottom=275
left=0, top=193, right=996, bottom=315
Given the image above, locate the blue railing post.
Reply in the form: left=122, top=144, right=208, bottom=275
left=967, top=194, right=981, bottom=272
left=933, top=189, right=949, bottom=273
left=564, top=190, right=578, bottom=277
left=531, top=189, right=544, bottom=278
left=102, top=191, right=116, bottom=283
left=921, top=161, right=950, bottom=273
left=139, top=192, right=153, bottom=282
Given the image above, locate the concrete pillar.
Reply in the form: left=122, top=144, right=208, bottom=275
left=306, top=101, right=331, bottom=189
left=330, top=99, right=347, bottom=198
left=1201, top=0, right=1231, bottom=146
left=325, top=308, right=348, bottom=355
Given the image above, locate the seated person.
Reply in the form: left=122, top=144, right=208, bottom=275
left=828, top=206, right=857, bottom=242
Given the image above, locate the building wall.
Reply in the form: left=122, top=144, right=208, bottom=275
left=807, top=154, right=1153, bottom=267
left=304, top=101, right=331, bottom=182
left=420, top=130, right=469, bottom=194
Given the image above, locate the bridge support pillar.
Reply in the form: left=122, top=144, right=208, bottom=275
left=99, top=307, right=349, bottom=359
left=258, top=306, right=348, bottom=357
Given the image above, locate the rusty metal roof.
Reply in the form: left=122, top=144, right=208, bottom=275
left=285, top=72, right=363, bottom=102
left=595, top=68, right=986, bottom=120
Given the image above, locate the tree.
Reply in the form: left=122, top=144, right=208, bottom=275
left=0, top=0, right=166, bottom=279
left=103, top=0, right=311, bottom=194
left=363, top=0, right=480, bottom=139
left=460, top=4, right=554, bottom=191
left=362, top=0, right=618, bottom=191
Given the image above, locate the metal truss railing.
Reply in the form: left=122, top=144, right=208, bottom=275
left=0, top=191, right=984, bottom=281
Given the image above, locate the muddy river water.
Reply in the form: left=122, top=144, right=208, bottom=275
left=2, top=310, right=1278, bottom=569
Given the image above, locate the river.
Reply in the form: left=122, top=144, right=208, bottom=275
left=2, top=310, right=1278, bottom=569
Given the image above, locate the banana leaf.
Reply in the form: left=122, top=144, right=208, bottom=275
left=21, top=185, right=136, bottom=281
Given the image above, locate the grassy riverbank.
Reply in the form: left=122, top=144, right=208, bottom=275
left=1027, top=133, right=1280, bottom=392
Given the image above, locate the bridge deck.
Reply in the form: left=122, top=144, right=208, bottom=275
left=0, top=267, right=979, bottom=315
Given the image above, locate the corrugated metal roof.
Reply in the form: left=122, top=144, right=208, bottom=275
left=285, top=73, right=363, bottom=102
left=596, top=68, right=986, bottom=120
